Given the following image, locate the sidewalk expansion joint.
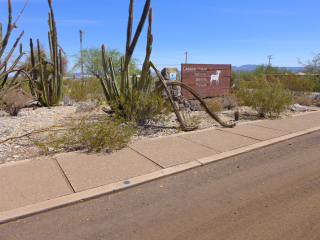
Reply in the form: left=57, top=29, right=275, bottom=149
left=176, top=135, right=222, bottom=153
left=215, top=128, right=264, bottom=141
left=51, top=157, right=76, bottom=193
left=128, top=147, right=165, bottom=169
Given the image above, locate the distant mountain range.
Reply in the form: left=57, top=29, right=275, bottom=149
left=70, top=65, right=305, bottom=76
left=232, top=64, right=304, bottom=73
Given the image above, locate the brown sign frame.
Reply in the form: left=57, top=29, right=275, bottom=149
left=181, top=64, right=231, bottom=98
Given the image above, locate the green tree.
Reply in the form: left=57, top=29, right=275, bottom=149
left=72, top=46, right=140, bottom=78
left=19, top=44, right=69, bottom=79
left=252, top=64, right=292, bottom=75
left=231, top=70, right=253, bottom=86
left=298, top=53, right=320, bottom=92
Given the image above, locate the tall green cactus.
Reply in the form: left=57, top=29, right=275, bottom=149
left=0, top=0, right=29, bottom=97
left=28, top=0, right=64, bottom=106
left=99, top=0, right=236, bottom=130
left=100, top=0, right=154, bottom=118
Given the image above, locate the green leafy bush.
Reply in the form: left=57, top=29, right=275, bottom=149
left=111, top=91, right=171, bottom=124
left=236, top=75, right=293, bottom=118
left=64, top=77, right=106, bottom=103
left=277, top=75, right=314, bottom=95
left=34, top=115, right=135, bottom=154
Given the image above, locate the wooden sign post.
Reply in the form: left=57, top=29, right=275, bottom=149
left=181, top=64, right=231, bottom=98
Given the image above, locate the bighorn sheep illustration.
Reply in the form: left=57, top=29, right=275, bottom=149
left=210, top=70, right=221, bottom=86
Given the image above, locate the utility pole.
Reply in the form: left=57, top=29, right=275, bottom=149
left=79, top=30, right=84, bottom=83
left=267, top=55, right=273, bottom=65
left=185, top=52, right=188, bottom=64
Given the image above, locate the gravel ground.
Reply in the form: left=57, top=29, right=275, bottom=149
left=0, top=103, right=309, bottom=164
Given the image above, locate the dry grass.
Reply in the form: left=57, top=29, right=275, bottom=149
left=205, top=97, right=223, bottom=112
left=294, top=95, right=313, bottom=106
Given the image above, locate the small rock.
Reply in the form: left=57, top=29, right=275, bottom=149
left=291, top=103, right=307, bottom=112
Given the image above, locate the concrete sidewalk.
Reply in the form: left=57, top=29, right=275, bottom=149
left=1, top=109, right=320, bottom=223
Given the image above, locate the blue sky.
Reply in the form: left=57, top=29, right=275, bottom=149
left=1, top=0, right=320, bottom=72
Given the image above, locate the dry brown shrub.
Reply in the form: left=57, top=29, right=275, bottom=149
left=205, top=97, right=223, bottom=112
left=1, top=89, right=31, bottom=116
left=294, top=95, right=312, bottom=106
left=222, top=93, right=243, bottom=109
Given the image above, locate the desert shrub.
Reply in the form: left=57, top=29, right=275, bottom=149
left=33, top=115, right=135, bottom=154
left=205, top=97, right=223, bottom=112
left=277, top=75, right=314, bottom=95
left=231, top=70, right=253, bottom=85
left=64, top=80, right=87, bottom=102
left=176, top=110, right=201, bottom=131
left=111, top=91, right=171, bottom=124
left=1, top=89, right=31, bottom=116
left=294, top=95, right=312, bottom=106
left=221, top=93, right=243, bottom=109
left=236, top=75, right=293, bottom=118
left=64, top=77, right=105, bottom=103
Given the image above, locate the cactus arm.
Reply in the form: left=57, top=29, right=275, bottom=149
left=0, top=23, right=3, bottom=46
left=29, top=38, right=35, bottom=66
left=53, top=73, right=63, bottom=105
left=0, top=0, right=28, bottom=56
left=101, top=44, right=112, bottom=96
left=108, top=56, right=120, bottom=98
left=124, top=0, right=150, bottom=70
left=121, top=0, right=134, bottom=95
left=11, top=0, right=29, bottom=30
left=52, top=49, right=64, bottom=105
left=48, top=30, right=53, bottom=62
left=0, top=62, right=8, bottom=87
left=125, top=0, right=134, bottom=57
left=7, top=50, right=25, bottom=73
left=0, top=0, right=12, bottom=57
left=0, top=30, right=24, bottom=71
left=149, top=61, right=196, bottom=131
left=154, top=81, right=236, bottom=128
left=48, top=0, right=58, bottom=95
left=120, top=55, right=125, bottom=95
left=138, top=7, right=153, bottom=90
left=122, top=0, right=150, bottom=89
left=36, top=39, right=48, bottom=106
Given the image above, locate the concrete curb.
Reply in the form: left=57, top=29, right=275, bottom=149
left=1, top=123, right=319, bottom=224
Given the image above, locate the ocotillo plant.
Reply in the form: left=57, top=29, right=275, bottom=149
left=0, top=0, right=29, bottom=98
left=28, top=0, right=64, bottom=106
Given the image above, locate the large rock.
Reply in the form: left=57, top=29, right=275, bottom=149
left=161, top=68, right=180, bottom=82
left=291, top=103, right=307, bottom=112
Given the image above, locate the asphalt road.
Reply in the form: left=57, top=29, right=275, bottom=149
left=1, top=131, right=320, bottom=240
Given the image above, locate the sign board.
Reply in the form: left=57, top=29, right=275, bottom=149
left=181, top=64, right=231, bottom=98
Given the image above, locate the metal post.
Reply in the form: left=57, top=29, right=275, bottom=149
left=267, top=55, right=273, bottom=65
left=79, top=30, right=84, bottom=83
left=185, top=51, right=188, bottom=64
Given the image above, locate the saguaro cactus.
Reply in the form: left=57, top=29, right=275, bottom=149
left=28, top=0, right=64, bottom=106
